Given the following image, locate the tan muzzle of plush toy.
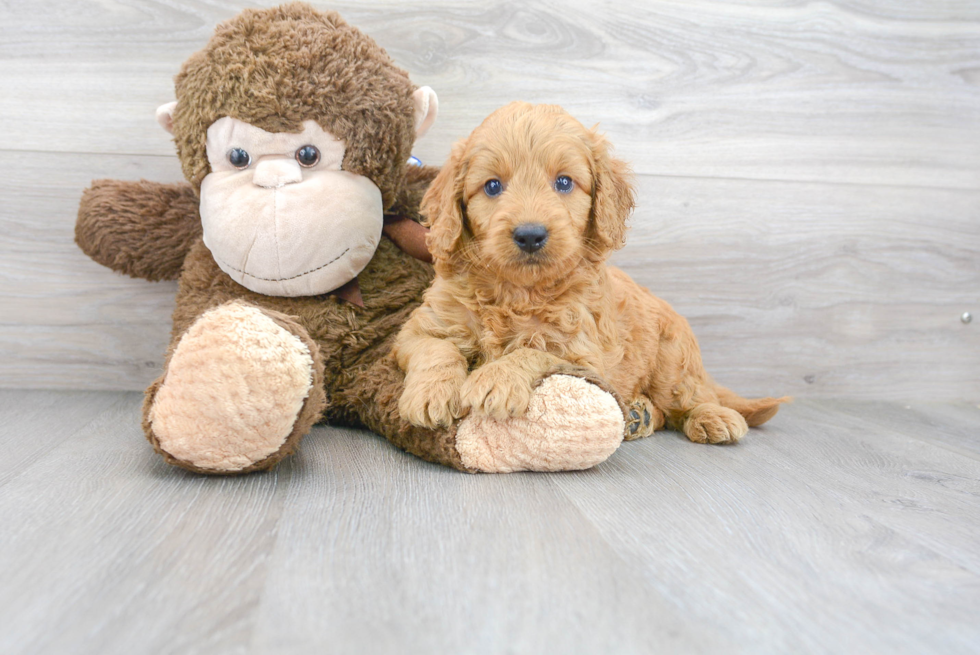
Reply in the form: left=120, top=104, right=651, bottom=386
left=198, top=116, right=383, bottom=297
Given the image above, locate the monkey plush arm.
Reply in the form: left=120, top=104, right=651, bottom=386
left=387, top=164, right=440, bottom=223
left=382, top=164, right=440, bottom=263
left=76, top=179, right=202, bottom=282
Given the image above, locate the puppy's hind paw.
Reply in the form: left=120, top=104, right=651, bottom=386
left=683, top=404, right=749, bottom=444
left=625, top=396, right=664, bottom=441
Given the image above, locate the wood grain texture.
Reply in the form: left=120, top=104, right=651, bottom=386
left=0, top=392, right=291, bottom=655
left=1, top=391, right=979, bottom=654
left=616, top=174, right=980, bottom=402
left=0, top=389, right=123, bottom=485
left=2, top=1, right=979, bottom=187
left=2, top=152, right=976, bottom=398
left=0, top=0, right=978, bottom=400
left=550, top=398, right=980, bottom=654
left=247, top=423, right=719, bottom=654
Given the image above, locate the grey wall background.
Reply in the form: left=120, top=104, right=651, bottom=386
left=0, top=0, right=977, bottom=401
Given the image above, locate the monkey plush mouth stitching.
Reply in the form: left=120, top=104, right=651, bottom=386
left=215, top=247, right=351, bottom=283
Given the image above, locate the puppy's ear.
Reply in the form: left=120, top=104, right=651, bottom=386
left=421, top=140, right=468, bottom=263
left=587, top=131, right=635, bottom=259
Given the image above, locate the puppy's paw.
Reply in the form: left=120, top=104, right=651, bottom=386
left=683, top=404, right=749, bottom=444
left=461, top=362, right=534, bottom=421
left=399, top=366, right=467, bottom=429
left=624, top=396, right=664, bottom=441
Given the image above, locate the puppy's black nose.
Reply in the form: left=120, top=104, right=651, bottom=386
left=512, top=223, right=549, bottom=254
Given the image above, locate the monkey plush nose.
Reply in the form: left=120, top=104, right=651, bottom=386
left=252, top=158, right=303, bottom=188
left=512, top=223, right=549, bottom=253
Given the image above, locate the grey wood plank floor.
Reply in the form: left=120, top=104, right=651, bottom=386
left=1, top=390, right=978, bottom=654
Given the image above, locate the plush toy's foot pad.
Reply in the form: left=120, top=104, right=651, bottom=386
left=454, top=374, right=624, bottom=473
left=148, top=302, right=315, bottom=472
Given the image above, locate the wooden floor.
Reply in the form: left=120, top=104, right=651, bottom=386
left=1, top=390, right=978, bottom=654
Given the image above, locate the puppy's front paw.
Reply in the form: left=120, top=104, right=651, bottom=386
left=461, top=362, right=534, bottom=421
left=399, top=366, right=467, bottom=429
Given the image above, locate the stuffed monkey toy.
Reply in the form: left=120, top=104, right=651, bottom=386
left=76, top=3, right=629, bottom=474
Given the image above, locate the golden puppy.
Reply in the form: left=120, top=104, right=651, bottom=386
left=394, top=102, right=787, bottom=444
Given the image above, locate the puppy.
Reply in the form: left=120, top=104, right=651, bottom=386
left=394, top=102, right=787, bottom=444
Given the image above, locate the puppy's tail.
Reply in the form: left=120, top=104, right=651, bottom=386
left=713, top=385, right=792, bottom=427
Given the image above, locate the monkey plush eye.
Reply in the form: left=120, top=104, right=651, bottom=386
left=554, top=175, right=574, bottom=193
left=296, top=145, right=320, bottom=167
left=227, top=148, right=251, bottom=169
left=484, top=179, right=503, bottom=197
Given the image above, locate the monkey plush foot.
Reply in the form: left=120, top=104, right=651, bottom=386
left=453, top=374, right=624, bottom=473
left=144, top=301, right=326, bottom=474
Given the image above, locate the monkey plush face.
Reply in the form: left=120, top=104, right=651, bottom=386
left=198, top=117, right=383, bottom=297
left=154, top=3, right=439, bottom=298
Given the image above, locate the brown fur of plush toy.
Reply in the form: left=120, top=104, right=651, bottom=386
left=396, top=102, right=789, bottom=443
left=75, top=4, right=463, bottom=472
left=76, top=180, right=201, bottom=282
left=169, top=3, right=417, bottom=208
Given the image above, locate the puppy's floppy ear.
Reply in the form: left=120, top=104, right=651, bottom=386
left=421, top=139, right=468, bottom=263
left=587, top=130, right=635, bottom=258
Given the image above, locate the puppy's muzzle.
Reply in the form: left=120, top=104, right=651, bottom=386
left=512, top=223, right=549, bottom=254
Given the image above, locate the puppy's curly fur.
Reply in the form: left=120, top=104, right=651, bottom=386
left=394, top=102, right=788, bottom=444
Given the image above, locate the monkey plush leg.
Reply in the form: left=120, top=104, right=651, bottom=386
left=143, top=300, right=326, bottom=474
left=339, top=353, right=468, bottom=470
left=454, top=373, right=626, bottom=473
left=344, top=355, right=626, bottom=473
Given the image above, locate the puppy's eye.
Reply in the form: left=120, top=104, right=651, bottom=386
left=228, top=148, right=251, bottom=170
left=296, top=145, right=320, bottom=167
left=484, top=179, right=503, bottom=197
left=554, top=175, right=574, bottom=194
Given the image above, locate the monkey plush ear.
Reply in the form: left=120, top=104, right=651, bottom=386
left=412, top=87, right=438, bottom=139
left=156, top=101, right=178, bottom=134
